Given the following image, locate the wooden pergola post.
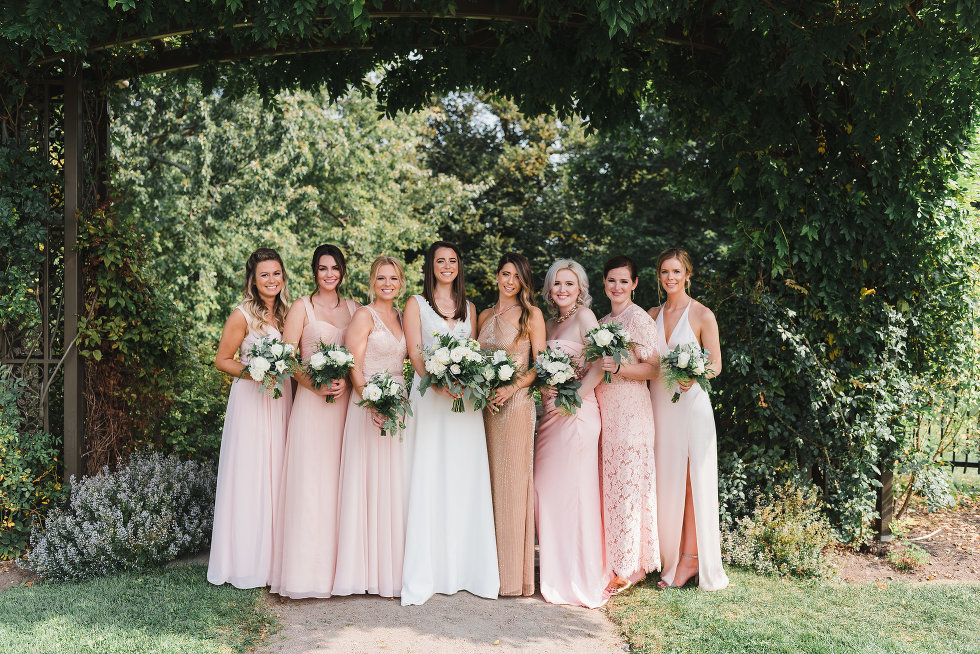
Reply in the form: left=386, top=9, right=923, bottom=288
left=62, top=66, right=85, bottom=482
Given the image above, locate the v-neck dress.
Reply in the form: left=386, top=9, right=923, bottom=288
left=333, top=306, right=410, bottom=598
left=651, top=300, right=729, bottom=591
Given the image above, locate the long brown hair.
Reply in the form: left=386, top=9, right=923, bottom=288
left=422, top=240, right=467, bottom=320
left=242, top=248, right=289, bottom=332
left=496, top=252, right=535, bottom=339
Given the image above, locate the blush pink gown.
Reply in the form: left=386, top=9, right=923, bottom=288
left=208, top=306, right=292, bottom=588
left=652, top=301, right=729, bottom=590
left=594, top=303, right=661, bottom=583
left=269, top=296, right=352, bottom=598
left=332, top=307, right=409, bottom=598
left=534, top=339, right=612, bottom=608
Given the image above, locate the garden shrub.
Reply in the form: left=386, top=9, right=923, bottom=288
left=0, top=367, right=63, bottom=560
left=722, top=482, right=836, bottom=579
left=26, top=449, right=216, bottom=581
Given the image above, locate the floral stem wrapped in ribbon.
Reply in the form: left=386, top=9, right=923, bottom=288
left=533, top=345, right=583, bottom=415
left=477, top=348, right=518, bottom=410
left=583, top=321, right=636, bottom=384
left=306, top=342, right=355, bottom=403
left=660, top=343, right=714, bottom=403
left=418, top=332, right=489, bottom=412
left=356, top=371, right=413, bottom=439
left=244, top=335, right=299, bottom=399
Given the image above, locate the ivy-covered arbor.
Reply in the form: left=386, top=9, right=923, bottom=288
left=3, top=1, right=980, bottom=538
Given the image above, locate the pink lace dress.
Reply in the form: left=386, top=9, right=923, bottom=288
left=594, top=302, right=661, bottom=582
left=333, top=306, right=409, bottom=598
left=208, top=306, right=292, bottom=588
left=269, top=296, right=352, bottom=598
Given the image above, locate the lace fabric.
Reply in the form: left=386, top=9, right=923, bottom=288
left=594, top=303, right=661, bottom=578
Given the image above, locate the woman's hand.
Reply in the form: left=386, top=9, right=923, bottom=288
left=489, top=385, right=516, bottom=413
left=325, top=377, right=347, bottom=397
left=434, top=385, right=462, bottom=400
left=370, top=409, right=386, bottom=429
left=600, top=355, right=619, bottom=376
left=678, top=378, right=694, bottom=393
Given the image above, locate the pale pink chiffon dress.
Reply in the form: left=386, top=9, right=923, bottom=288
left=594, top=303, right=661, bottom=583
left=269, top=296, right=352, bottom=598
left=208, top=306, right=292, bottom=588
left=333, top=307, right=408, bottom=597
left=534, top=339, right=613, bottom=608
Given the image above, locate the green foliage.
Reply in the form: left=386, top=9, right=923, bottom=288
left=721, top=483, right=836, bottom=579
left=0, top=141, right=57, bottom=332
left=886, top=518, right=932, bottom=572
left=0, top=366, right=63, bottom=560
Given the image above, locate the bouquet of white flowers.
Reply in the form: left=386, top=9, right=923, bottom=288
left=533, top=345, right=583, bottom=416
left=356, top=371, right=413, bottom=439
left=583, top=322, right=636, bottom=383
left=660, top=342, right=714, bottom=403
left=244, top=335, right=299, bottom=399
left=305, top=342, right=356, bottom=403
left=418, top=332, right=489, bottom=412
left=477, top=349, right=519, bottom=410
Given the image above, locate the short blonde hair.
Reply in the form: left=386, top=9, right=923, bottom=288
left=542, top=259, right=592, bottom=314
left=368, top=256, right=406, bottom=301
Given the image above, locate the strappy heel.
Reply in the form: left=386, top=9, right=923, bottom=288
left=657, top=553, right=699, bottom=589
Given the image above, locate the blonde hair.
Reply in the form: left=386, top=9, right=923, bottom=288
left=368, top=256, right=405, bottom=302
left=542, top=259, right=592, bottom=314
left=242, top=248, right=290, bottom=332
left=656, top=248, right=694, bottom=290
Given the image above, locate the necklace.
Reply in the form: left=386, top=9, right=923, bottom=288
left=555, top=304, right=579, bottom=323
left=494, top=303, right=520, bottom=316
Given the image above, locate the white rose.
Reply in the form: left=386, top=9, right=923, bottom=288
left=284, top=343, right=295, bottom=355
left=483, top=366, right=496, bottom=381
left=248, top=363, right=266, bottom=381
left=275, top=359, right=288, bottom=373
left=309, top=352, right=328, bottom=370
left=553, top=371, right=569, bottom=384
left=492, top=350, right=508, bottom=364
left=692, top=359, right=705, bottom=375
left=593, top=328, right=614, bottom=347
left=497, top=364, right=515, bottom=381
left=450, top=364, right=462, bottom=375
left=269, top=343, right=284, bottom=358
left=547, top=376, right=558, bottom=386
left=676, top=351, right=691, bottom=369
left=450, top=347, right=467, bottom=363
left=385, top=381, right=402, bottom=396
left=363, top=384, right=382, bottom=402
left=328, top=350, right=348, bottom=364
left=466, top=350, right=482, bottom=363
left=250, top=356, right=271, bottom=374
left=545, top=361, right=563, bottom=375
left=434, top=348, right=452, bottom=365
left=468, top=339, right=481, bottom=351
left=425, top=359, right=446, bottom=375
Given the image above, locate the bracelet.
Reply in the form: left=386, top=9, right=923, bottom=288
left=614, top=363, right=621, bottom=374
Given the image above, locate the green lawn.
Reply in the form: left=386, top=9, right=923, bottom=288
left=0, top=564, right=277, bottom=653
left=607, top=569, right=980, bottom=654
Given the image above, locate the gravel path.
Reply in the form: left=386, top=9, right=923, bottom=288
left=256, top=591, right=627, bottom=654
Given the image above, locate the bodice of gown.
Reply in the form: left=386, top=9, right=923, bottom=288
left=655, top=300, right=696, bottom=353
left=478, top=313, right=531, bottom=372
left=237, top=305, right=282, bottom=365
left=414, top=295, right=472, bottom=348
left=298, top=298, right=346, bottom=362
left=598, top=303, right=659, bottom=387
left=363, top=307, right=408, bottom=380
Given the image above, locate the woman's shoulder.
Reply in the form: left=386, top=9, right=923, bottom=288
left=345, top=297, right=362, bottom=312
left=648, top=304, right=663, bottom=320
left=689, top=299, right=716, bottom=326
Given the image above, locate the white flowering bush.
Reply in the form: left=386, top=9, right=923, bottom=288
left=25, top=449, right=217, bottom=581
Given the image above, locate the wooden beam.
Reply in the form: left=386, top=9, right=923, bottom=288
left=875, top=462, right=894, bottom=541
left=63, top=66, right=85, bottom=483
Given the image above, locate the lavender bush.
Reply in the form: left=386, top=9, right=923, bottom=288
left=26, top=449, right=216, bottom=581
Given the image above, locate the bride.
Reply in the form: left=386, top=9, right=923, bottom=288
left=399, top=241, right=499, bottom=606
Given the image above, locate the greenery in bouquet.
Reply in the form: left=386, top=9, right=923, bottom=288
left=244, top=335, right=299, bottom=399
left=306, top=342, right=355, bottom=403
left=476, top=349, right=519, bottom=410
left=418, top=333, right=489, bottom=412
left=661, top=342, right=714, bottom=403
left=533, top=345, right=583, bottom=416
left=583, top=322, right=636, bottom=383
left=356, top=371, right=413, bottom=439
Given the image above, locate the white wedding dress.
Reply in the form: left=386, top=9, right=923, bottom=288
left=400, top=295, right=500, bottom=606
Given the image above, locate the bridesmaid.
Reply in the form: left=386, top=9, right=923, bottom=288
left=270, top=244, right=358, bottom=598
left=333, top=256, right=409, bottom=598
left=477, top=253, right=546, bottom=597
left=594, top=254, right=661, bottom=594
left=209, top=248, right=293, bottom=588
left=649, top=248, right=729, bottom=590
left=533, top=259, right=612, bottom=608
